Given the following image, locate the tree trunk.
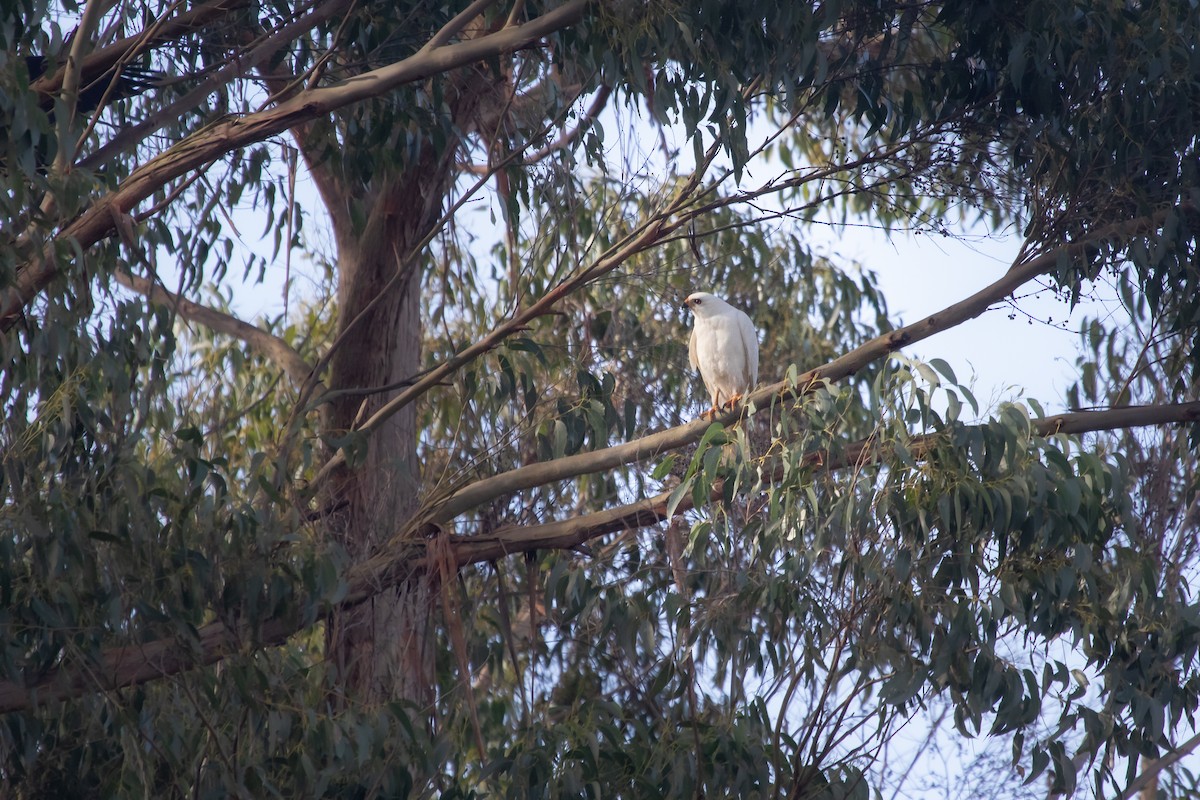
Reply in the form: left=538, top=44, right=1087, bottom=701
left=307, top=33, right=501, bottom=703
left=322, top=154, right=456, bottom=705
left=324, top=251, right=428, bottom=703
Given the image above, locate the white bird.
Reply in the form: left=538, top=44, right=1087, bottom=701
left=682, top=291, right=759, bottom=417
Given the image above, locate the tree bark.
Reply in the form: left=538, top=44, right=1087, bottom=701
left=322, top=178, right=436, bottom=704
left=318, top=69, right=489, bottom=703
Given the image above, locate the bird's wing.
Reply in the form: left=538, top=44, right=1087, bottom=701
left=691, top=322, right=718, bottom=402
left=737, top=310, right=759, bottom=389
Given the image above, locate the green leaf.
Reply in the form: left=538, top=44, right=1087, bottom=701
left=929, top=358, right=957, bottom=385
left=650, top=455, right=677, bottom=481
left=665, top=475, right=694, bottom=521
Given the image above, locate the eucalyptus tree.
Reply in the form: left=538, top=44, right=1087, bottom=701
left=3, top=0, right=1200, bottom=797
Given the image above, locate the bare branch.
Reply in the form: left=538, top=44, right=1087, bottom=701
left=523, top=82, right=611, bottom=162
left=504, top=0, right=527, bottom=28
left=462, top=83, right=612, bottom=174
left=113, top=270, right=319, bottom=388
left=1116, top=730, right=1200, bottom=800
left=49, top=0, right=115, bottom=176
left=419, top=0, right=502, bottom=54
left=0, top=615, right=298, bottom=716
left=80, top=0, right=354, bottom=172
left=30, top=0, right=248, bottom=100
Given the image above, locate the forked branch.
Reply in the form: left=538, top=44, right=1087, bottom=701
left=1, top=397, right=1197, bottom=715
left=444, top=399, right=1200, bottom=563
left=0, top=0, right=589, bottom=330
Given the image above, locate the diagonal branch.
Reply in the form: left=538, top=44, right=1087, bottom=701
left=30, top=0, right=248, bottom=101
left=1116, top=729, right=1200, bottom=800
left=0, top=0, right=589, bottom=330
left=113, top=270, right=319, bottom=388
left=80, top=0, right=352, bottom=172
left=48, top=0, right=114, bottom=177
left=419, top=0, right=503, bottom=54
left=0, top=615, right=300, bottom=716
left=446, top=399, right=1200, bottom=563
left=462, top=83, right=613, bottom=174
left=417, top=209, right=1171, bottom=529
left=2, top=398, right=1198, bottom=715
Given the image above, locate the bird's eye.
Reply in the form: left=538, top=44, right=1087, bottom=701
left=694, top=299, right=702, bottom=305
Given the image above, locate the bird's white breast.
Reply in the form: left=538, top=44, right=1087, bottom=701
left=695, top=314, right=752, bottom=395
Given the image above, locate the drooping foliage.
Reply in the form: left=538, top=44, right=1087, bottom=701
left=3, top=0, right=1200, bottom=797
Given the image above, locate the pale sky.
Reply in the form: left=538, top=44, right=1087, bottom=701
left=821, top=223, right=1120, bottom=410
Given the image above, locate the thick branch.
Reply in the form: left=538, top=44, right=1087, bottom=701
left=2, top=399, right=1197, bottom=715
left=421, top=210, right=1171, bottom=528
left=0, top=0, right=589, bottom=330
left=448, top=400, right=1200, bottom=562
left=81, top=0, right=353, bottom=172
left=113, top=270, right=318, bottom=388
left=1117, top=730, right=1200, bottom=800
left=0, top=615, right=297, bottom=716
left=420, top=0, right=502, bottom=53
left=49, top=0, right=112, bottom=175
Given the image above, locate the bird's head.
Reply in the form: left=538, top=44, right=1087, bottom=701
left=682, top=291, right=728, bottom=318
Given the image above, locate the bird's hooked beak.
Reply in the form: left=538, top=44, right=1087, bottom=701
left=680, top=298, right=692, bottom=311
